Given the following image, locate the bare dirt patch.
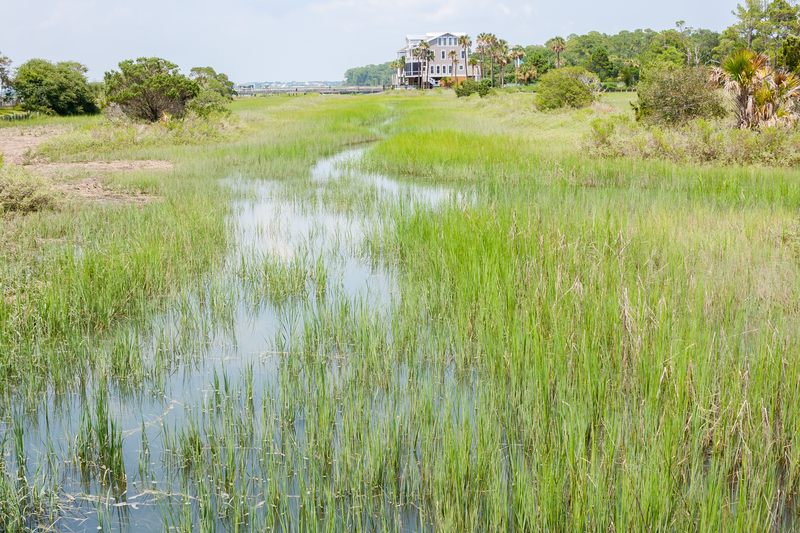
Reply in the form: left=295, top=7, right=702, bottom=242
left=52, top=177, right=156, bottom=205
left=0, top=125, right=67, bottom=165
left=40, top=160, right=173, bottom=173
left=0, top=125, right=172, bottom=205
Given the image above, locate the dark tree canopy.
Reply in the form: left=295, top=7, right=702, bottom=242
left=11, top=59, right=99, bottom=115
left=586, top=47, right=614, bottom=80
left=105, top=57, right=200, bottom=122
left=522, top=48, right=550, bottom=76
left=778, top=35, right=800, bottom=74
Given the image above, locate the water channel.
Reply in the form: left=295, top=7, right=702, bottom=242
left=5, top=147, right=457, bottom=532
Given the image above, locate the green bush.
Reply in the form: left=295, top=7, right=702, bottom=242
left=11, top=59, right=99, bottom=116
left=0, top=165, right=56, bottom=214
left=477, top=79, right=492, bottom=98
left=105, top=57, right=200, bottom=122
left=455, top=79, right=477, bottom=97
left=186, top=91, right=232, bottom=118
left=633, top=63, right=726, bottom=125
left=584, top=114, right=800, bottom=165
left=455, top=79, right=493, bottom=98
left=535, top=67, right=594, bottom=110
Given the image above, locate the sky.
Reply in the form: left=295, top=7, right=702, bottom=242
left=2, top=0, right=740, bottom=83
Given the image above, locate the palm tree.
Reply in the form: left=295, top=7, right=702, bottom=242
left=518, top=64, right=537, bottom=85
left=412, top=46, right=428, bottom=88
left=485, top=34, right=499, bottom=87
left=550, top=36, right=566, bottom=68
left=458, top=35, right=473, bottom=78
left=411, top=47, right=422, bottom=88
left=711, top=49, right=800, bottom=129
left=495, top=39, right=508, bottom=88
left=448, top=50, right=459, bottom=81
left=390, top=56, right=407, bottom=86
left=510, top=45, right=525, bottom=85
left=476, top=33, right=489, bottom=81
left=418, top=41, right=433, bottom=89
left=415, top=41, right=433, bottom=89
left=468, top=56, right=479, bottom=79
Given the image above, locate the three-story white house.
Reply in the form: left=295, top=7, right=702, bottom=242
left=393, top=33, right=480, bottom=88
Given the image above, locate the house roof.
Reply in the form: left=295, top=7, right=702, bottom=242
left=425, top=32, right=466, bottom=42
left=406, top=32, right=465, bottom=42
left=400, top=32, right=468, bottom=55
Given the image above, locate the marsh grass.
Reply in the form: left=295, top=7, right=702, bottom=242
left=3, top=91, right=800, bottom=532
left=74, top=387, right=126, bottom=490
left=36, top=112, right=242, bottom=162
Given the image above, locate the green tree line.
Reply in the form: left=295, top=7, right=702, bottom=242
left=342, top=62, right=393, bottom=86
left=0, top=53, right=235, bottom=120
left=356, top=1, right=800, bottom=88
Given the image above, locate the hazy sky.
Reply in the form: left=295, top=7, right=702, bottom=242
left=3, top=0, right=739, bottom=83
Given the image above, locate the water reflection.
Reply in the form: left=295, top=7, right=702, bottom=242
left=2, top=146, right=455, bottom=531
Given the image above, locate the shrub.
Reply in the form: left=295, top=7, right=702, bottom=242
left=0, top=165, right=55, bottom=214
left=634, top=63, right=726, bottom=125
left=477, top=79, right=492, bottom=98
left=455, top=79, right=492, bottom=98
left=535, top=67, right=594, bottom=110
left=11, top=59, right=99, bottom=115
left=455, top=79, right=479, bottom=97
left=104, top=58, right=200, bottom=122
left=186, top=91, right=232, bottom=118
left=584, top=114, right=800, bottom=166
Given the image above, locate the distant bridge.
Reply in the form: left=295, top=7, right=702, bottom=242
left=236, top=86, right=388, bottom=96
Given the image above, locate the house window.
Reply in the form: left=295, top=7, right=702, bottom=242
left=441, top=50, right=445, bottom=59
left=438, top=38, right=442, bottom=45
left=459, top=64, right=463, bottom=70
left=437, top=65, right=440, bottom=74
left=449, top=65, right=452, bottom=73
left=431, top=65, right=434, bottom=74
left=461, top=50, right=465, bottom=59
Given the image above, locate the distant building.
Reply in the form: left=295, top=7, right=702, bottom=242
left=393, top=33, right=480, bottom=88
